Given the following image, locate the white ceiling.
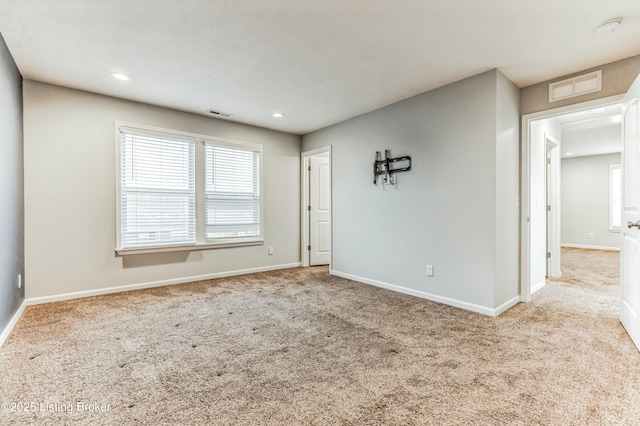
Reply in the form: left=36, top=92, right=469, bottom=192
left=1, top=1, right=640, bottom=135
left=558, top=104, right=622, bottom=158
left=562, top=124, right=622, bottom=158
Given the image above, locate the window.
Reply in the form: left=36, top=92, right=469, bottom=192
left=610, top=164, right=622, bottom=230
left=205, top=144, right=260, bottom=239
left=116, top=123, right=262, bottom=254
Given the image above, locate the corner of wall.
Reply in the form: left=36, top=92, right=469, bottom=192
left=0, top=31, right=25, bottom=337
left=494, top=69, right=521, bottom=308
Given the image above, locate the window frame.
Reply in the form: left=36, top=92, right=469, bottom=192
left=609, top=163, right=622, bottom=232
left=115, top=121, right=264, bottom=255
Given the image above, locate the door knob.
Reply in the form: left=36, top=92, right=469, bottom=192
left=627, top=221, right=640, bottom=229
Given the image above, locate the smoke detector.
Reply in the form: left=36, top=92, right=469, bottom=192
left=596, top=18, right=622, bottom=34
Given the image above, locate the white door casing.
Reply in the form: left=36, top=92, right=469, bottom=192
left=546, top=136, right=561, bottom=278
left=621, top=76, right=640, bottom=352
left=520, top=94, right=625, bottom=302
left=309, top=155, right=331, bottom=266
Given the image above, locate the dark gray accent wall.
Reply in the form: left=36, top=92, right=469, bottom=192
left=0, top=32, right=24, bottom=332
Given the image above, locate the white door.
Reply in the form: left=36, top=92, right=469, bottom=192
left=309, top=155, right=331, bottom=266
left=621, top=75, right=640, bottom=352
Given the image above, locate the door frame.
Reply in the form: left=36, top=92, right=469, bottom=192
left=301, top=146, right=332, bottom=267
left=545, top=135, right=561, bottom=278
left=520, top=94, right=624, bottom=302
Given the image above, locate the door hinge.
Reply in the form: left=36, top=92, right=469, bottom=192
left=546, top=252, right=551, bottom=259
left=307, top=245, right=311, bottom=251
left=547, top=205, right=551, bottom=212
left=546, top=157, right=551, bottom=165
left=308, top=165, right=311, bottom=171
left=307, top=205, right=311, bottom=211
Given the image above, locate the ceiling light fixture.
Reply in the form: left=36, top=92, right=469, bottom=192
left=595, top=18, right=622, bottom=34
left=110, top=72, right=131, bottom=81
left=272, top=113, right=284, bottom=118
left=565, top=152, right=574, bottom=156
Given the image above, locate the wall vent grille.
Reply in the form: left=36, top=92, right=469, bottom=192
left=549, top=70, right=602, bottom=102
left=207, top=110, right=234, bottom=118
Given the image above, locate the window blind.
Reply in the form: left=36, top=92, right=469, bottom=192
left=120, top=131, right=196, bottom=248
left=205, top=144, right=260, bottom=239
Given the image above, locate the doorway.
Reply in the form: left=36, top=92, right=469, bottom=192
left=521, top=94, right=624, bottom=301
left=301, top=146, right=332, bottom=267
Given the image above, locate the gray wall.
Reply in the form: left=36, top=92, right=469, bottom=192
left=561, top=153, right=622, bottom=249
left=495, top=71, right=521, bottom=307
left=23, top=80, right=301, bottom=299
left=0, top=33, right=24, bottom=331
left=302, top=69, right=520, bottom=313
left=521, top=55, right=640, bottom=116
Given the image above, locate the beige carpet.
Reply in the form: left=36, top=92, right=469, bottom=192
left=1, top=249, right=639, bottom=425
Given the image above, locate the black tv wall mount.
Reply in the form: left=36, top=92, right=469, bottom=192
left=373, top=149, right=412, bottom=185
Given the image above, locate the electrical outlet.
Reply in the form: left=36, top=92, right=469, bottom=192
left=588, top=233, right=594, bottom=239
left=426, top=265, right=434, bottom=277
left=268, top=246, right=274, bottom=255
left=18, top=274, right=22, bottom=289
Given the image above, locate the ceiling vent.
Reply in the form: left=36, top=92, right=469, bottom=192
left=207, top=109, right=234, bottom=118
left=549, top=70, right=602, bottom=103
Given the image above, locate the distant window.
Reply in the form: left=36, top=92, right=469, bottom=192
left=610, top=164, right=622, bottom=230
left=116, top=123, right=262, bottom=253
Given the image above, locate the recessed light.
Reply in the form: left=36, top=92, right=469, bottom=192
left=272, top=113, right=284, bottom=118
left=565, top=152, right=574, bottom=156
left=595, top=18, right=622, bottom=34
left=110, top=72, right=131, bottom=81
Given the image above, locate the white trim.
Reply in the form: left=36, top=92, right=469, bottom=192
left=330, top=269, right=518, bottom=317
left=520, top=94, right=625, bottom=303
left=610, top=163, right=622, bottom=230
left=531, top=280, right=546, bottom=294
left=117, top=121, right=263, bottom=151
left=0, top=300, right=27, bottom=348
left=26, top=263, right=301, bottom=306
left=561, top=243, right=621, bottom=251
left=116, top=239, right=263, bottom=255
left=494, top=296, right=521, bottom=316
left=545, top=134, right=561, bottom=278
left=301, top=146, right=332, bottom=268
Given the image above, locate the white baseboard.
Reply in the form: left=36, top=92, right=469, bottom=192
left=561, top=243, right=620, bottom=251
left=330, top=269, right=516, bottom=317
left=26, top=262, right=301, bottom=306
left=531, top=280, right=546, bottom=294
left=0, top=300, right=27, bottom=348
left=494, top=296, right=521, bottom=315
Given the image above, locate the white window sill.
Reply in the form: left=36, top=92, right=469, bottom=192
left=116, top=239, right=264, bottom=256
